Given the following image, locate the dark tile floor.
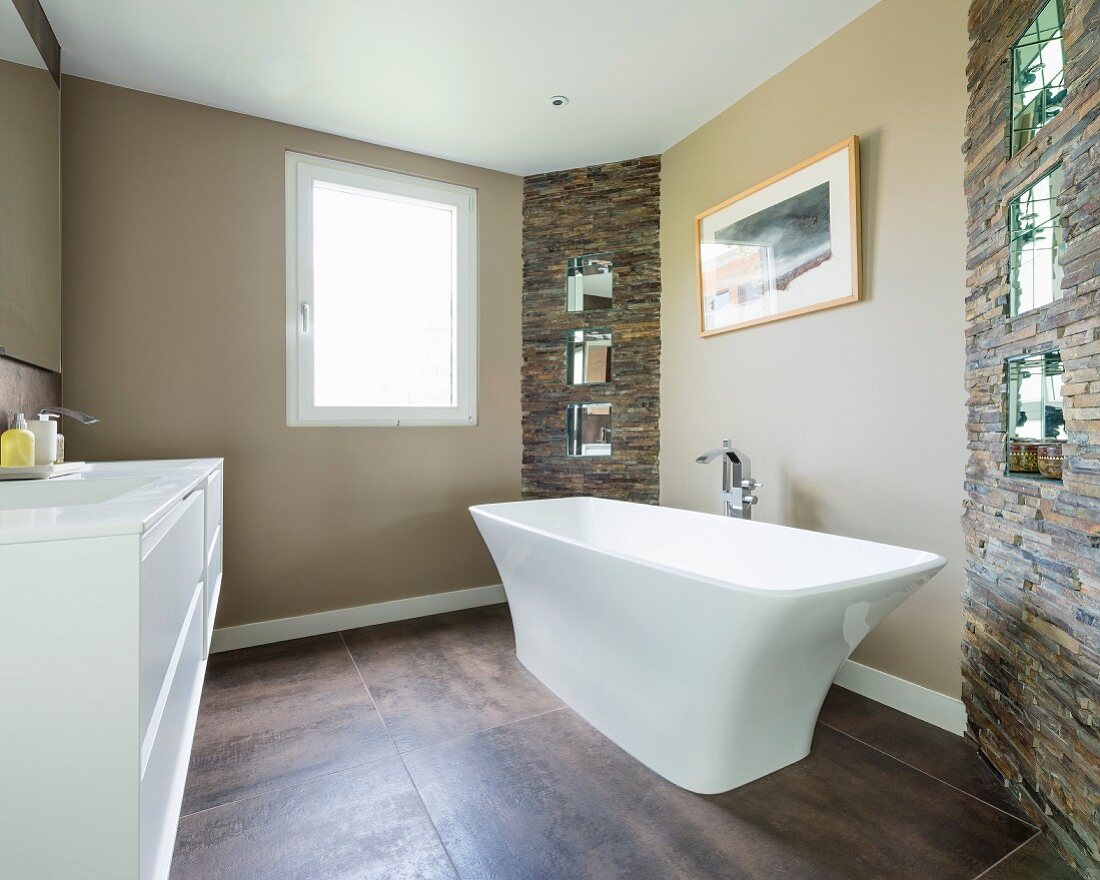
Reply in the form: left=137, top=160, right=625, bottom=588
left=171, top=605, right=1078, bottom=880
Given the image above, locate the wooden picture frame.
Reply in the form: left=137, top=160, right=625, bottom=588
left=695, top=136, right=862, bottom=337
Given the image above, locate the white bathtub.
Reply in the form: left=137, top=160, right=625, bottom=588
left=470, top=497, right=946, bottom=794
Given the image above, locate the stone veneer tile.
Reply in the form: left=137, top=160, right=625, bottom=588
left=0, top=357, right=60, bottom=430
left=963, top=0, right=1100, bottom=877
left=521, top=156, right=661, bottom=503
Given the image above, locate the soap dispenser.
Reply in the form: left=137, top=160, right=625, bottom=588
left=27, top=412, right=59, bottom=466
left=1, top=413, right=36, bottom=467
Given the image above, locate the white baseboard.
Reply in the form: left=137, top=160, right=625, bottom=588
left=833, top=659, right=966, bottom=736
left=211, top=583, right=507, bottom=653
left=212, top=588, right=966, bottom=737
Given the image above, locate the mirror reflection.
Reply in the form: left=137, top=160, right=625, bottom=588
left=567, top=330, right=612, bottom=385
left=1009, top=167, right=1064, bottom=315
left=566, top=403, right=612, bottom=457
left=1007, top=351, right=1065, bottom=478
left=0, top=3, right=61, bottom=371
left=566, top=253, right=613, bottom=312
left=1010, top=0, right=1066, bottom=155
left=1008, top=352, right=1065, bottom=442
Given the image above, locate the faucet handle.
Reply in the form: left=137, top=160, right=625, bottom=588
left=741, top=478, right=763, bottom=490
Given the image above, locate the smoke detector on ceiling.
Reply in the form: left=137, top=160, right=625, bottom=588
left=550, top=95, right=570, bottom=107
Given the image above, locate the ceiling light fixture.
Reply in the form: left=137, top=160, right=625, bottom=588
left=550, top=95, right=570, bottom=107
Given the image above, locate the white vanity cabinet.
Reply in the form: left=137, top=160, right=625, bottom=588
left=203, top=463, right=224, bottom=655
left=0, top=459, right=223, bottom=880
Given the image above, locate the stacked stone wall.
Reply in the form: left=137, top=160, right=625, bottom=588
left=962, top=0, right=1100, bottom=874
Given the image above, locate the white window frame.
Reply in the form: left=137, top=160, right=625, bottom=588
left=285, top=151, right=478, bottom=426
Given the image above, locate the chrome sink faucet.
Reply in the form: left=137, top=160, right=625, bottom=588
left=37, top=406, right=100, bottom=424
left=695, top=439, right=762, bottom=519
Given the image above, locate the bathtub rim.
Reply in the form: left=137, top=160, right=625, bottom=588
left=469, top=496, right=947, bottom=599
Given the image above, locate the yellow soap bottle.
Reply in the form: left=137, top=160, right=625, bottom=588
left=1, top=413, right=36, bottom=467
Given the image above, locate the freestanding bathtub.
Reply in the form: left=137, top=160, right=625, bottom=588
left=470, top=497, right=946, bottom=795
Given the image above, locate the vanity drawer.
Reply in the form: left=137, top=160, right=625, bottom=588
left=140, top=581, right=203, bottom=880
left=204, top=522, right=223, bottom=655
left=139, top=490, right=204, bottom=743
left=204, top=466, right=222, bottom=552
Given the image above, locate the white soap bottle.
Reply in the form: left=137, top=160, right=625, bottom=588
left=27, top=413, right=59, bottom=466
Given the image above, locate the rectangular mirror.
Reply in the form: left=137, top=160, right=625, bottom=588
left=1007, top=351, right=1065, bottom=478
left=566, top=403, right=612, bottom=457
left=1010, top=0, right=1066, bottom=155
left=566, top=253, right=613, bottom=312
left=567, top=330, right=612, bottom=385
left=1008, top=351, right=1064, bottom=442
left=0, top=0, right=61, bottom=372
left=1009, top=167, right=1063, bottom=315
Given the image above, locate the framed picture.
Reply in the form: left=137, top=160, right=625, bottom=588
left=695, top=136, right=861, bottom=336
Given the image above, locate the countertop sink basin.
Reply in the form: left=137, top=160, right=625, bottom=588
left=0, top=458, right=222, bottom=544
left=0, top=477, right=153, bottom=511
left=82, top=460, right=197, bottom=471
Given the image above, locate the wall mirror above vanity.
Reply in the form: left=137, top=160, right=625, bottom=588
left=0, top=0, right=61, bottom=373
left=566, top=253, right=613, bottom=311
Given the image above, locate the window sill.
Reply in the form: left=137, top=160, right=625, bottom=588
left=287, top=418, right=478, bottom=428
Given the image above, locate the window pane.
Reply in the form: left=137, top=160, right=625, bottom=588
left=311, top=180, right=456, bottom=408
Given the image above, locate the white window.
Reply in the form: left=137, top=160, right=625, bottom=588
left=286, top=152, right=477, bottom=426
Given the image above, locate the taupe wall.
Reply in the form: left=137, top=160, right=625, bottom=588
left=61, top=77, right=522, bottom=629
left=660, top=0, right=969, bottom=697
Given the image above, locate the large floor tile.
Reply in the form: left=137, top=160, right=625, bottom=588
left=367, top=649, right=562, bottom=752
left=404, top=709, right=1035, bottom=880
left=978, top=834, right=1084, bottom=880
left=172, top=758, right=457, bottom=880
left=182, top=635, right=395, bottom=814
left=182, top=685, right=395, bottom=814
left=342, top=604, right=515, bottom=685
left=818, top=686, right=1031, bottom=822
left=201, top=633, right=366, bottom=703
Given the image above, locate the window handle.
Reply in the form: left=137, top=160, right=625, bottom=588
left=301, top=302, right=310, bottom=333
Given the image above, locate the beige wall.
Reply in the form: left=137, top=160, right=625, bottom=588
left=660, top=0, right=969, bottom=697
left=0, top=57, right=60, bottom=372
left=61, top=77, right=522, bottom=629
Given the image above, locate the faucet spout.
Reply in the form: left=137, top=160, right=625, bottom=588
left=37, top=406, right=100, bottom=425
left=695, top=446, right=730, bottom=464
left=695, top=439, right=759, bottom=519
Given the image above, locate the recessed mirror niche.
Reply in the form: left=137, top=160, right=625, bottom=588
left=566, top=253, right=613, bottom=312
left=1006, top=351, right=1065, bottom=479
left=567, top=330, right=612, bottom=385
left=566, top=403, right=612, bottom=457
left=1009, top=167, right=1063, bottom=315
left=1010, top=0, right=1066, bottom=155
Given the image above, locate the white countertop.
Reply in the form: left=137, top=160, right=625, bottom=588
left=0, top=459, right=222, bottom=545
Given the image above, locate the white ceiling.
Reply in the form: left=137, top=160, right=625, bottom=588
left=42, top=0, right=879, bottom=176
